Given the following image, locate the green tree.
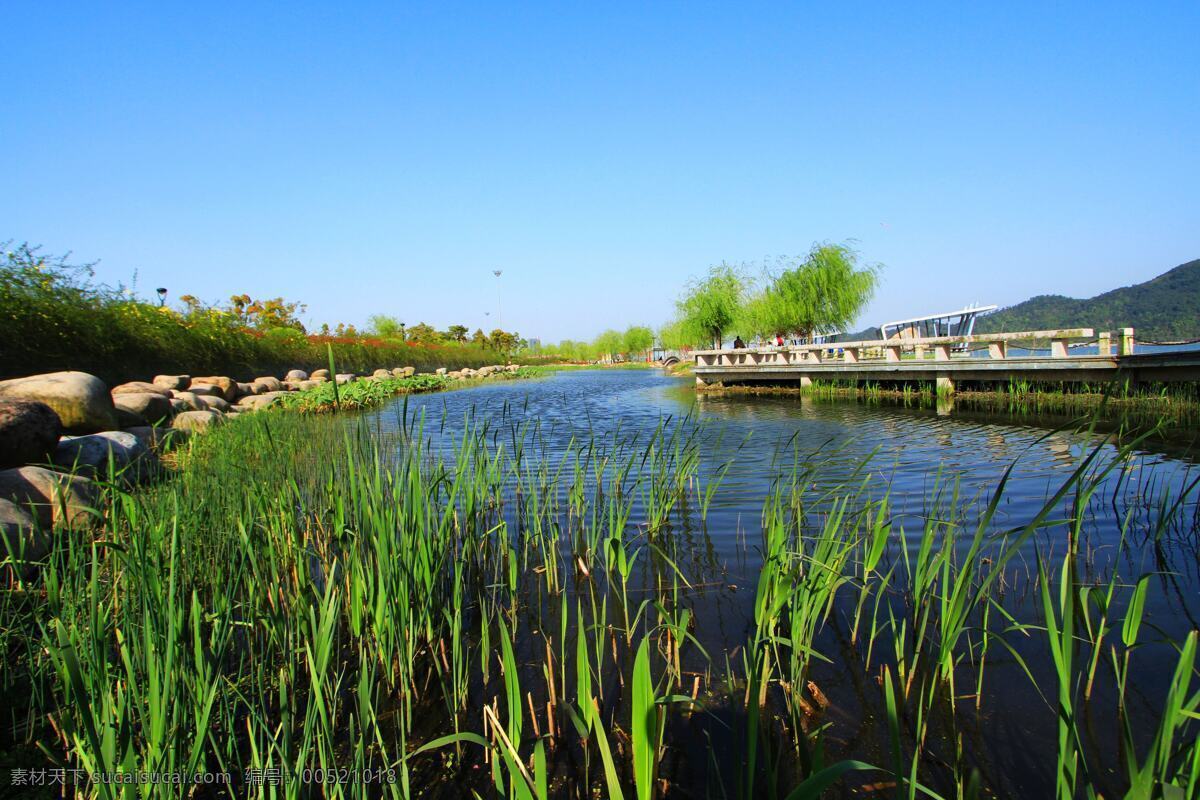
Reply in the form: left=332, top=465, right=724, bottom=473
left=445, top=324, right=469, bottom=344
left=405, top=322, right=442, bottom=345
left=226, top=294, right=307, bottom=331
left=367, top=314, right=406, bottom=339
left=594, top=329, right=623, bottom=361
left=489, top=328, right=520, bottom=358
left=621, top=325, right=655, bottom=361
left=658, top=318, right=700, bottom=350
left=676, top=264, right=746, bottom=349
left=741, top=244, right=879, bottom=342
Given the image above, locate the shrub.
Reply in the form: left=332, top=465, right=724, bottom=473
left=0, top=243, right=501, bottom=383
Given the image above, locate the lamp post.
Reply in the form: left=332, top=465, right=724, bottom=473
left=156, top=288, right=168, bottom=307
left=493, top=270, right=502, bottom=330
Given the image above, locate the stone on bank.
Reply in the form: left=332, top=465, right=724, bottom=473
left=0, top=399, right=62, bottom=469
left=0, top=371, right=118, bottom=433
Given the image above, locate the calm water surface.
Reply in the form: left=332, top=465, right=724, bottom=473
left=372, top=368, right=1199, bottom=796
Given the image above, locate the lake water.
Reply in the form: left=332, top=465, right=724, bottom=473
left=374, top=368, right=1199, bottom=796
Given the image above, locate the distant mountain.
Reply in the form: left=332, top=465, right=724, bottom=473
left=975, top=259, right=1200, bottom=343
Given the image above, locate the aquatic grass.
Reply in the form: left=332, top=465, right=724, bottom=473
left=0, top=391, right=1196, bottom=798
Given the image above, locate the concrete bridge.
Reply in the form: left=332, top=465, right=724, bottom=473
left=692, top=328, right=1200, bottom=392
left=654, top=349, right=686, bottom=367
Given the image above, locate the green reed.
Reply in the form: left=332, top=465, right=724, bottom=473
left=0, top=395, right=1197, bottom=799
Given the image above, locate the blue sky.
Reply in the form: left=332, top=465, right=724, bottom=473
left=3, top=2, right=1197, bottom=341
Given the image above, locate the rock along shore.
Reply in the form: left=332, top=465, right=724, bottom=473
left=0, top=363, right=522, bottom=569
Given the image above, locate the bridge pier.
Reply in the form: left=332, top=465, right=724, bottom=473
left=936, top=375, right=955, bottom=395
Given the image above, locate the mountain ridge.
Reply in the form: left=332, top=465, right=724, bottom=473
left=973, top=259, right=1200, bottom=342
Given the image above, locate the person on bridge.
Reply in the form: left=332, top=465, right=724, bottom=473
left=733, top=336, right=746, bottom=349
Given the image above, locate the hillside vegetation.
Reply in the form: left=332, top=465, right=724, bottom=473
left=976, top=258, right=1200, bottom=342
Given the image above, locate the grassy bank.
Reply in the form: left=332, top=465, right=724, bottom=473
left=1, top=396, right=1196, bottom=798
left=0, top=245, right=506, bottom=384
left=277, top=366, right=546, bottom=412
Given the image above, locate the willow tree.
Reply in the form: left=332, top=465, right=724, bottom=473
left=657, top=318, right=697, bottom=350
left=744, top=244, right=879, bottom=342
left=594, top=329, right=624, bottom=362
left=676, top=264, right=747, bottom=349
left=621, top=325, right=655, bottom=360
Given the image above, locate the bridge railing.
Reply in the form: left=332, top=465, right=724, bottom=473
left=694, top=327, right=1136, bottom=368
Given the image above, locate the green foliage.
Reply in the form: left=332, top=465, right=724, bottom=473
left=279, top=366, right=546, bottom=412
left=675, top=263, right=747, bottom=349
left=738, top=243, right=879, bottom=340
left=0, top=242, right=498, bottom=383
left=656, top=319, right=695, bottom=350
left=536, top=324, right=658, bottom=362
left=594, top=329, right=624, bottom=361
left=404, top=322, right=443, bottom=345
left=975, top=258, right=1200, bottom=342
left=366, top=314, right=405, bottom=338
left=1, top=394, right=1196, bottom=798
left=621, top=325, right=654, bottom=359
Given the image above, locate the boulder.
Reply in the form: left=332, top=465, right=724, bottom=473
left=112, top=392, right=172, bottom=426
left=53, top=431, right=153, bottom=479
left=435, top=368, right=448, bottom=377
left=237, top=395, right=279, bottom=411
left=0, top=497, right=45, bottom=567
left=374, top=369, right=392, bottom=379
left=188, top=384, right=222, bottom=398
left=282, top=380, right=304, bottom=391
left=253, top=377, right=284, bottom=393
left=172, top=410, right=222, bottom=433
left=169, top=398, right=190, bottom=414
left=285, top=369, right=309, bottom=381
left=196, top=396, right=231, bottom=413
left=335, top=374, right=356, bottom=385
left=0, top=372, right=117, bottom=433
left=115, top=407, right=145, bottom=429
left=391, top=368, right=406, bottom=378
left=236, top=382, right=259, bottom=397
left=170, top=391, right=203, bottom=411
left=0, top=400, right=62, bottom=469
left=152, top=374, right=190, bottom=391
left=0, top=466, right=98, bottom=529
left=111, top=381, right=172, bottom=398
left=298, top=380, right=319, bottom=391
left=124, top=425, right=183, bottom=452
left=191, top=376, right=238, bottom=401
left=460, top=368, right=477, bottom=378
left=402, top=366, right=416, bottom=378
left=506, top=364, right=521, bottom=372
left=310, top=375, right=328, bottom=384
left=311, top=369, right=331, bottom=380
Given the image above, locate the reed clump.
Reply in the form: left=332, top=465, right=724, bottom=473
left=0, top=402, right=1196, bottom=798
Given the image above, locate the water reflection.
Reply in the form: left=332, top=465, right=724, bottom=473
left=371, top=368, right=1199, bottom=797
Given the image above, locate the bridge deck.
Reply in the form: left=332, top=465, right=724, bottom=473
left=692, top=329, right=1200, bottom=391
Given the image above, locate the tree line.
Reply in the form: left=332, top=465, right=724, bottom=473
left=529, top=325, right=656, bottom=362
left=661, top=243, right=880, bottom=349
left=528, top=243, right=879, bottom=362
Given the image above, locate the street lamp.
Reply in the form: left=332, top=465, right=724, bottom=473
left=156, top=287, right=168, bottom=307
left=493, top=270, right=502, bottom=330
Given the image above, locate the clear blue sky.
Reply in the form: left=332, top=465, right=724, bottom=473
left=3, top=2, right=1197, bottom=341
